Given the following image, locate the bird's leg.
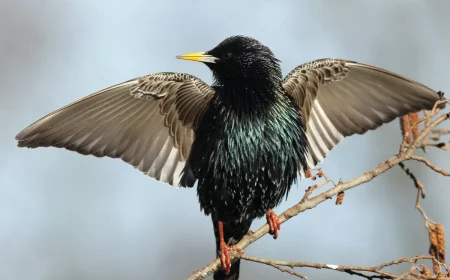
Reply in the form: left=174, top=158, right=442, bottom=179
left=218, top=221, right=244, bottom=275
left=266, top=209, right=281, bottom=239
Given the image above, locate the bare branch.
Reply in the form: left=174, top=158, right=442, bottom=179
left=409, top=155, right=450, bottom=176
left=240, top=255, right=443, bottom=279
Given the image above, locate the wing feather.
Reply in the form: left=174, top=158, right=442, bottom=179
left=283, top=59, right=443, bottom=170
left=16, top=73, right=215, bottom=186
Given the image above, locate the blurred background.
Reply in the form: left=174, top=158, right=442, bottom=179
left=1, top=0, right=450, bottom=279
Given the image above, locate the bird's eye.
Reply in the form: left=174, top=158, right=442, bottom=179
left=223, top=52, right=232, bottom=60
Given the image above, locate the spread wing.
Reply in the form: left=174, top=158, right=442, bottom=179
left=16, top=73, right=215, bottom=186
left=282, top=58, right=443, bottom=170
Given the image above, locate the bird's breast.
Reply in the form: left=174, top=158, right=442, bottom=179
left=187, top=89, right=308, bottom=219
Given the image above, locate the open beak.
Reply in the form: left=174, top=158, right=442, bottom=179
left=176, top=52, right=217, bottom=64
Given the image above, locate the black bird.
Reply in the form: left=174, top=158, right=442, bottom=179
left=16, top=36, right=443, bottom=280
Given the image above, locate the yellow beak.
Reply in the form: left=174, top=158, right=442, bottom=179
left=176, top=52, right=217, bottom=63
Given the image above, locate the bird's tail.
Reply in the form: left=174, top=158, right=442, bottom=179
left=212, top=217, right=252, bottom=280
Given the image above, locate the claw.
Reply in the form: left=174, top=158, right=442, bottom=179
left=266, top=209, right=281, bottom=239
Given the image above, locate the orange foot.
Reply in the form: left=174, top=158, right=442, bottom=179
left=266, top=209, right=281, bottom=239
left=219, top=240, right=244, bottom=274
left=218, top=221, right=244, bottom=275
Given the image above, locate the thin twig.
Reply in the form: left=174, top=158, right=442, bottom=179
left=409, top=155, right=450, bottom=176
left=398, top=162, right=426, bottom=198
left=240, top=256, right=308, bottom=279
left=241, top=255, right=440, bottom=280
left=430, top=128, right=450, bottom=141
left=422, top=141, right=450, bottom=151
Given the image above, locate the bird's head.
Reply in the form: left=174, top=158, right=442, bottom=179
left=177, top=36, right=282, bottom=85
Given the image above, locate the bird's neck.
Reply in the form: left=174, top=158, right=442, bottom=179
left=215, top=77, right=282, bottom=109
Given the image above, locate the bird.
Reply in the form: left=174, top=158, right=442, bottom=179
left=15, top=35, right=444, bottom=280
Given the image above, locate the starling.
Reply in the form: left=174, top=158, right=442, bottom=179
left=16, top=35, right=443, bottom=280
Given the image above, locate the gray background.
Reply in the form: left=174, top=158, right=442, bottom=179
left=1, top=0, right=450, bottom=279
